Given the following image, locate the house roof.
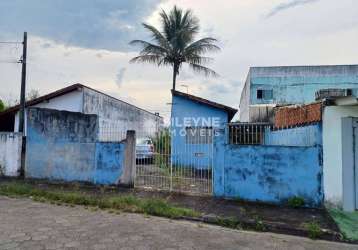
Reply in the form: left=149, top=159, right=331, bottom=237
left=171, top=90, right=238, bottom=121
left=0, top=83, right=162, bottom=118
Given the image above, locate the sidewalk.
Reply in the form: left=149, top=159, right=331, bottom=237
left=0, top=178, right=345, bottom=242
left=1, top=196, right=356, bottom=250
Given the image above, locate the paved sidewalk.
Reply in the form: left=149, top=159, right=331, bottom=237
left=0, top=196, right=356, bottom=250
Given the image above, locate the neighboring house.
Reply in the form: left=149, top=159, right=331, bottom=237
left=318, top=94, right=358, bottom=211
left=240, top=65, right=358, bottom=122
left=0, top=84, right=163, bottom=140
left=171, top=90, right=237, bottom=169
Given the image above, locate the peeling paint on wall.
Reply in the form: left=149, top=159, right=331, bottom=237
left=0, top=132, right=22, bottom=176
left=25, top=108, right=126, bottom=185
left=213, top=127, right=323, bottom=207
left=83, top=88, right=163, bottom=138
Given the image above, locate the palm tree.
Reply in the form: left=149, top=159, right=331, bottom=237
left=129, top=5, right=220, bottom=90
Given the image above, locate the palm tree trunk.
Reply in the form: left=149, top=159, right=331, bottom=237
left=172, top=64, right=177, bottom=90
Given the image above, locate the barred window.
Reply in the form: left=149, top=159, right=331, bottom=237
left=185, top=127, right=213, bottom=144
left=229, top=124, right=265, bottom=145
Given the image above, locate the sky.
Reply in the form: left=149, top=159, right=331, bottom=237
left=0, top=0, right=357, bottom=123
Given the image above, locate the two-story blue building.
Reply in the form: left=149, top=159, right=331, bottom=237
left=240, top=65, right=358, bottom=122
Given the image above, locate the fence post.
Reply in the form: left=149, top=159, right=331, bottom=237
left=120, top=130, right=136, bottom=187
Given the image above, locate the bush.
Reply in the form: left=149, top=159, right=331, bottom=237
left=304, top=222, right=322, bottom=239
left=287, top=196, right=305, bottom=208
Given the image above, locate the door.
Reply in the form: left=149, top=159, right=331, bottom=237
left=354, top=118, right=358, bottom=210
left=342, top=117, right=358, bottom=211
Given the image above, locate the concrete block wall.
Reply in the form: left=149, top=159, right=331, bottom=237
left=25, top=108, right=134, bottom=185
left=0, top=132, right=22, bottom=176
left=213, top=127, right=323, bottom=207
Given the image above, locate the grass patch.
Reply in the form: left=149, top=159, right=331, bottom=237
left=303, top=221, right=322, bottom=239
left=0, top=182, right=199, bottom=219
left=329, top=208, right=358, bottom=241
left=215, top=216, right=242, bottom=229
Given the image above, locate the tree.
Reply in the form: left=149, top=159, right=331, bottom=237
left=129, top=5, right=220, bottom=90
left=0, top=100, right=5, bottom=112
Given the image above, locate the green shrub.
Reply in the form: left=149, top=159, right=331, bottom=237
left=304, top=222, right=322, bottom=239
left=287, top=196, right=305, bottom=208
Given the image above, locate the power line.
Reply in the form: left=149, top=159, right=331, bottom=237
left=0, top=59, right=20, bottom=64
left=0, top=41, right=22, bottom=44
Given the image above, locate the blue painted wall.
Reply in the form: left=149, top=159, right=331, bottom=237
left=26, top=108, right=125, bottom=185
left=264, top=123, right=322, bottom=147
left=171, top=94, right=228, bottom=169
left=95, top=142, right=125, bottom=185
left=249, top=66, right=358, bottom=106
left=213, top=127, right=323, bottom=207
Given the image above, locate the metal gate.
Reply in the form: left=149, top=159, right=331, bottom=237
left=135, top=127, right=213, bottom=195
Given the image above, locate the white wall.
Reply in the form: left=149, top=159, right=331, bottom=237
left=14, top=89, right=83, bottom=135
left=0, top=132, right=22, bottom=176
left=83, top=87, right=163, bottom=141
left=322, top=105, right=358, bottom=206
left=239, top=73, right=250, bottom=122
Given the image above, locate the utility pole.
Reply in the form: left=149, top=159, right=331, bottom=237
left=19, top=32, right=27, bottom=178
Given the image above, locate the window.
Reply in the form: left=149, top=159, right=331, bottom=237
left=185, top=127, right=213, bottom=144
left=257, top=89, right=273, bottom=100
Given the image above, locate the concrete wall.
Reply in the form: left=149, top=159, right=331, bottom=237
left=83, top=87, right=162, bottom=140
left=14, top=89, right=83, bottom=135
left=322, top=105, right=358, bottom=206
left=239, top=74, right=251, bottom=122
left=0, top=132, right=22, bottom=176
left=214, top=128, right=323, bottom=207
left=25, top=108, right=127, bottom=185
left=264, top=124, right=322, bottom=147
left=95, top=142, right=125, bottom=185
left=171, top=94, right=228, bottom=169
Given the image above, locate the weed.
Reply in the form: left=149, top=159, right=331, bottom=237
left=287, top=196, right=305, bottom=208
left=303, top=222, right=322, bottom=239
left=0, top=182, right=199, bottom=220
left=253, top=215, right=266, bottom=231
left=254, top=219, right=266, bottom=231
left=215, top=217, right=241, bottom=229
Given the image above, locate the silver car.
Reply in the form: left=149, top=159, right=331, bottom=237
left=136, top=137, right=154, bottom=164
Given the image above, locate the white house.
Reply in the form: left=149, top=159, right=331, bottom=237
left=0, top=84, right=163, bottom=141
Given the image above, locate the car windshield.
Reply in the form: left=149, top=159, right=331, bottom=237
left=136, top=138, right=152, bottom=145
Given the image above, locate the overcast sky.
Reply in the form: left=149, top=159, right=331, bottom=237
left=0, top=0, right=357, bottom=122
